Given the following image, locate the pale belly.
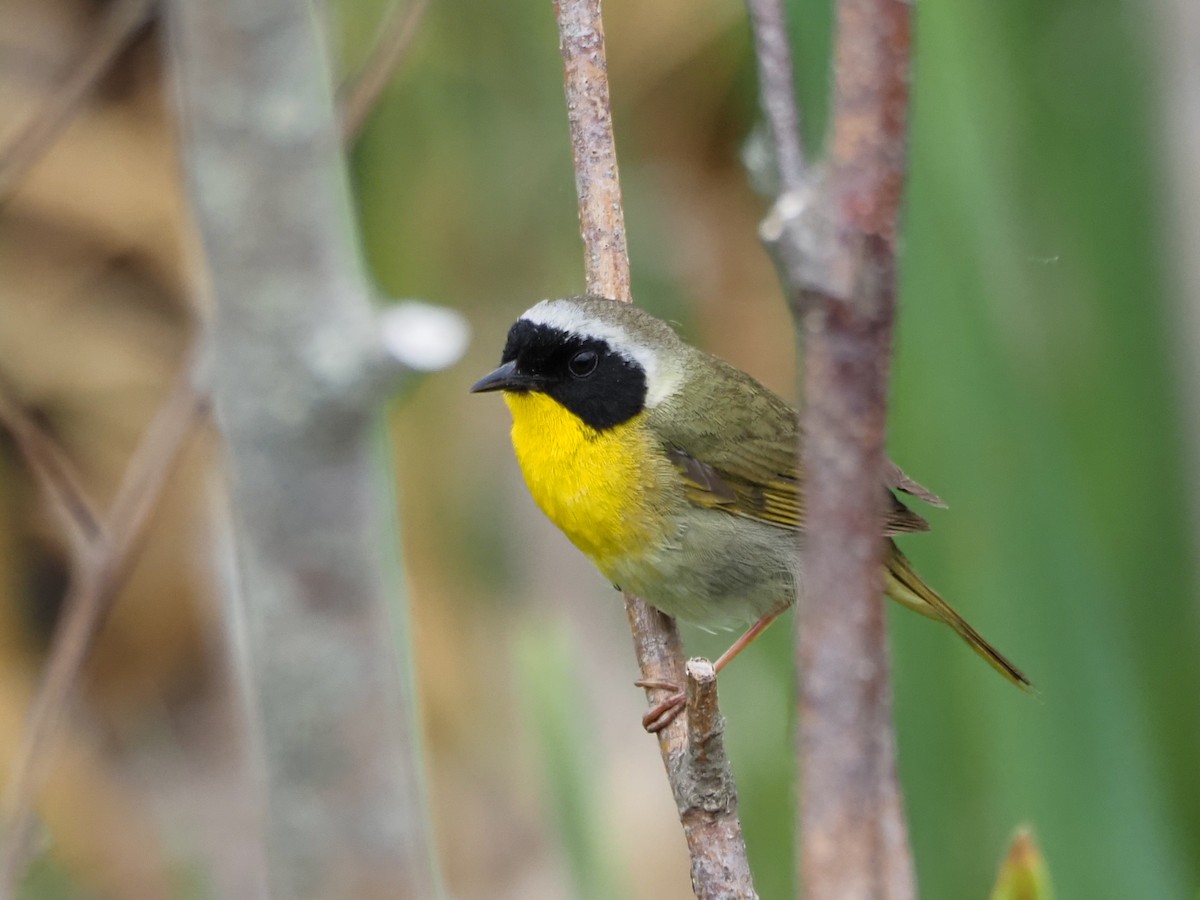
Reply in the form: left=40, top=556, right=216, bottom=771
left=607, top=507, right=799, bottom=629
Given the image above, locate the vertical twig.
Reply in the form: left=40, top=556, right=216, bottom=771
left=165, top=1, right=442, bottom=897
left=749, top=0, right=917, bottom=898
left=552, top=2, right=758, bottom=897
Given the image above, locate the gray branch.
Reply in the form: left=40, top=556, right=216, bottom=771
left=165, top=1, right=442, bottom=897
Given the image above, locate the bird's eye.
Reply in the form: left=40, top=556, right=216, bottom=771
left=568, top=349, right=599, bottom=378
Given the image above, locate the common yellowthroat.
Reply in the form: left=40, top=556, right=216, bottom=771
left=472, top=296, right=1030, bottom=730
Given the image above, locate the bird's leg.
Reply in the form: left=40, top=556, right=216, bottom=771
left=635, top=605, right=788, bottom=733
left=712, top=605, right=788, bottom=673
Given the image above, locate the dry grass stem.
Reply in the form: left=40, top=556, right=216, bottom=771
left=0, top=378, right=103, bottom=556
left=338, top=0, right=430, bottom=142
left=0, top=0, right=157, bottom=201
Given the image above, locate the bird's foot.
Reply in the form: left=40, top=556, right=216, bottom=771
left=634, top=678, right=686, bottom=733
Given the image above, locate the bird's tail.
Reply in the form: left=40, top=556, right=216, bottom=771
left=885, top=541, right=1032, bottom=691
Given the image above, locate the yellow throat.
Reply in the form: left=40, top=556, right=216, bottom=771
left=504, top=391, right=661, bottom=568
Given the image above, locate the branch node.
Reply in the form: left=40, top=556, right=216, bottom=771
left=375, top=300, right=470, bottom=381
left=758, top=169, right=853, bottom=311
left=684, top=658, right=720, bottom=750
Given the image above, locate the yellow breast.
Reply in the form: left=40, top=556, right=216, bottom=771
left=504, top=391, right=663, bottom=568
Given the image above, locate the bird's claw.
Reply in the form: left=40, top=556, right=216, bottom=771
left=641, top=691, right=686, bottom=733
left=634, top=678, right=677, bottom=692
left=635, top=678, right=686, bottom=733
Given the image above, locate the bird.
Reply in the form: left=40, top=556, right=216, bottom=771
left=471, top=295, right=1030, bottom=731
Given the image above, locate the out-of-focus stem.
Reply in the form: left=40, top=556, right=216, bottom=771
left=748, top=0, right=918, bottom=897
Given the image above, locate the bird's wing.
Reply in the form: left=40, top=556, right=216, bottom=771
left=649, top=357, right=930, bottom=536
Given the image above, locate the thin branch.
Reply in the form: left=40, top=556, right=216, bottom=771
left=551, top=2, right=758, bottom=897
left=0, top=351, right=208, bottom=897
left=748, top=0, right=918, bottom=897
left=553, top=0, right=633, bottom=302
left=338, top=0, right=429, bottom=142
left=0, top=377, right=103, bottom=557
left=0, top=0, right=157, bottom=202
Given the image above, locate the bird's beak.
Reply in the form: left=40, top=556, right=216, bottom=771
left=469, top=360, right=540, bottom=394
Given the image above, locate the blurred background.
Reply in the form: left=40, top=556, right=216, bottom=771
left=2, top=0, right=1198, bottom=897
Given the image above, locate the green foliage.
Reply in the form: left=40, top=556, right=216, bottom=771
left=342, top=0, right=1199, bottom=897
left=890, top=1, right=1200, bottom=897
